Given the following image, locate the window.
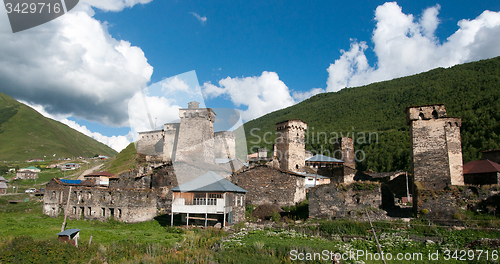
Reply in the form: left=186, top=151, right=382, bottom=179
left=209, top=193, right=223, bottom=199
left=102, top=207, right=105, bottom=217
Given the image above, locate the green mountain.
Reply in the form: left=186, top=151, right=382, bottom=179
left=0, top=93, right=117, bottom=161
left=242, top=56, right=500, bottom=173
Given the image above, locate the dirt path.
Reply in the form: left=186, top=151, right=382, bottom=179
left=77, top=163, right=104, bottom=180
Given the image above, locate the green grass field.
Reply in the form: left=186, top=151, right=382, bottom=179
left=0, top=196, right=499, bottom=263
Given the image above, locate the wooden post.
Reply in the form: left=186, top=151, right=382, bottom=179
left=88, top=234, right=93, bottom=246
left=366, top=209, right=386, bottom=264
left=205, top=193, right=208, bottom=227
left=171, top=193, right=174, bottom=227
left=61, top=186, right=72, bottom=232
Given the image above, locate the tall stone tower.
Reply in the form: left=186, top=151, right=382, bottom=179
left=175, top=101, right=216, bottom=164
left=406, top=104, right=464, bottom=190
left=336, top=137, right=355, bottom=169
left=275, top=120, right=307, bottom=172
left=163, top=122, right=180, bottom=162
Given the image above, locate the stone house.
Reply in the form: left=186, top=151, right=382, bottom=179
left=170, top=171, right=247, bottom=227
left=463, top=159, right=500, bottom=185
left=43, top=178, right=157, bottom=223
left=231, top=165, right=306, bottom=206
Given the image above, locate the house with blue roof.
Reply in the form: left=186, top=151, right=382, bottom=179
left=170, top=171, right=247, bottom=228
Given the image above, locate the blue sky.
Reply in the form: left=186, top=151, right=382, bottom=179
left=0, top=0, right=499, bottom=151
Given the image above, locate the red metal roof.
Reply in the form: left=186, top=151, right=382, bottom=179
left=83, top=171, right=116, bottom=177
left=463, top=159, right=500, bottom=174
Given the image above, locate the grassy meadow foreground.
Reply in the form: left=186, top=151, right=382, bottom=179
left=0, top=195, right=499, bottom=263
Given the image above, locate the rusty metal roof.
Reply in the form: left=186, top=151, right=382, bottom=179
left=463, top=159, right=500, bottom=174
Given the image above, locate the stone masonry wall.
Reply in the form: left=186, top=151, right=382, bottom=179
left=214, top=131, right=236, bottom=159
left=176, top=106, right=216, bottom=163
left=163, top=122, right=180, bottom=162
left=231, top=165, right=306, bottom=206
left=137, top=130, right=164, bottom=156
left=309, top=182, right=382, bottom=219
left=275, top=120, right=307, bottom=173
left=43, top=181, right=157, bottom=223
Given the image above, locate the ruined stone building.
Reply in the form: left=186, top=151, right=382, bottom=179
left=43, top=178, right=157, bottom=223
left=407, top=104, right=464, bottom=190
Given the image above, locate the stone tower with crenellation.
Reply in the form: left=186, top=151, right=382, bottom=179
left=406, top=104, right=464, bottom=190
left=275, top=120, right=307, bottom=173
left=175, top=101, right=216, bottom=164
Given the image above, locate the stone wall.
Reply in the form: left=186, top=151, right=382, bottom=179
left=231, top=165, right=306, bottom=206
left=214, top=131, right=236, bottom=159
left=275, top=120, right=307, bottom=173
left=407, top=105, right=464, bottom=190
left=336, top=137, right=355, bottom=169
left=309, top=182, right=382, bottom=219
left=137, top=130, right=164, bottom=156
left=109, top=170, right=151, bottom=189
left=163, top=122, right=180, bottom=162
left=43, top=180, right=157, bottom=223
left=414, top=185, right=500, bottom=220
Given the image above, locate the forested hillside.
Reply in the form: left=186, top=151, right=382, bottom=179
left=242, top=57, right=500, bottom=173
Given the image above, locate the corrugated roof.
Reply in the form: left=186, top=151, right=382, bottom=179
left=171, top=171, right=247, bottom=193
left=306, top=154, right=344, bottom=163
left=84, top=171, right=115, bottom=177
left=463, top=159, right=500, bottom=174
left=0, top=182, right=7, bottom=188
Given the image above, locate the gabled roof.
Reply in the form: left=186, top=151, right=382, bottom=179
left=463, top=159, right=500, bottom=174
left=0, top=182, right=7, bottom=189
left=84, top=171, right=115, bottom=177
left=171, top=171, right=247, bottom=193
left=306, top=154, right=344, bottom=163
left=0, top=176, right=6, bottom=181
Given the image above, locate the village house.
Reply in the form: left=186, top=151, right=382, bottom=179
left=83, top=171, right=116, bottom=187
left=463, top=159, right=500, bottom=185
left=170, top=171, right=247, bottom=227
left=59, top=163, right=81, bottom=171
left=18, top=166, right=41, bottom=173
left=16, top=170, right=38, bottom=180
left=231, top=165, right=306, bottom=206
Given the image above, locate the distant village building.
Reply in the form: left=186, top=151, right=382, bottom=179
left=16, top=171, right=38, bottom=180
left=59, top=163, right=81, bottom=171
left=303, top=174, right=330, bottom=189
left=19, top=166, right=41, bottom=173
left=231, top=165, right=306, bottom=206
left=463, top=159, right=500, bottom=185
left=170, top=171, right=247, bottom=227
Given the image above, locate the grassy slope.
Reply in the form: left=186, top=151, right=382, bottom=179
left=241, top=57, right=500, bottom=171
left=105, top=142, right=137, bottom=175
left=0, top=93, right=117, bottom=161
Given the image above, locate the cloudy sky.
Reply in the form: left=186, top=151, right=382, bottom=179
left=0, top=0, right=499, bottom=152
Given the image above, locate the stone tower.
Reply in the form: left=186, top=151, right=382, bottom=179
left=175, top=101, right=216, bottom=163
left=214, top=131, right=236, bottom=159
left=337, top=137, right=355, bottom=169
left=406, top=104, right=464, bottom=190
left=163, top=122, right=180, bottom=162
left=275, top=120, right=307, bottom=172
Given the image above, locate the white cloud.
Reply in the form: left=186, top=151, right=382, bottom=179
left=326, top=2, right=500, bottom=92
left=203, top=71, right=295, bottom=121
left=0, top=0, right=153, bottom=127
left=190, top=12, right=207, bottom=24
left=81, top=0, right=153, bottom=12
left=22, top=101, right=132, bottom=152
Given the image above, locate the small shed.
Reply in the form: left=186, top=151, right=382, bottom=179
left=57, top=229, right=81, bottom=247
